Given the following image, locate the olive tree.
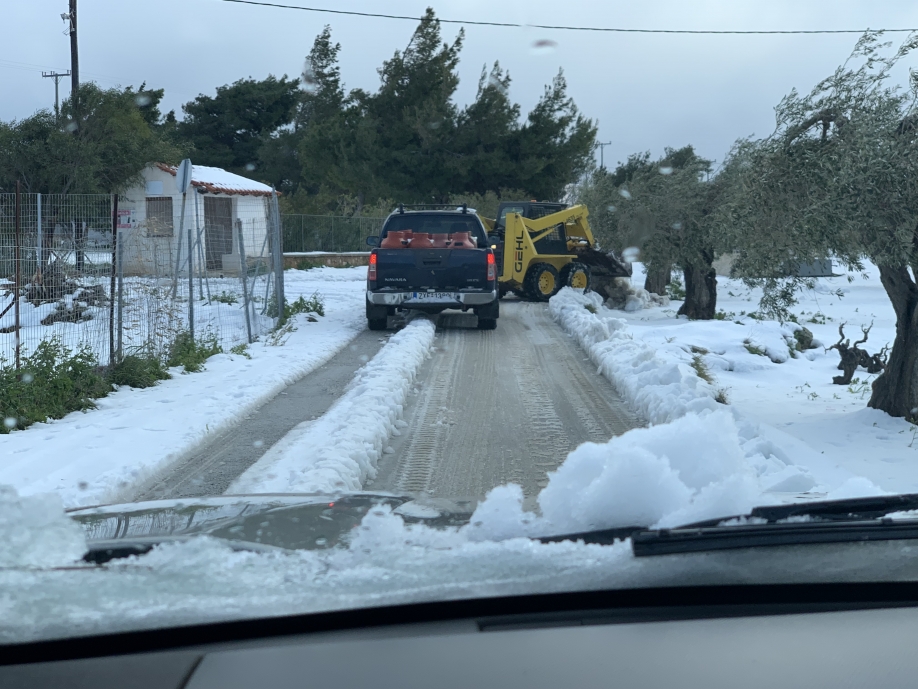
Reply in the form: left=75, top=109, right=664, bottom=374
left=580, top=146, right=721, bottom=319
left=720, top=32, right=918, bottom=418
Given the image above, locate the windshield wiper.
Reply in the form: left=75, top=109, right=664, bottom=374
left=536, top=493, right=918, bottom=556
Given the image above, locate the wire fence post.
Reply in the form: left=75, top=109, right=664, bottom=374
left=108, top=193, right=117, bottom=367
left=271, top=189, right=284, bottom=324
left=116, top=221, right=123, bottom=361
left=236, top=218, right=253, bottom=344
left=14, top=181, right=21, bottom=370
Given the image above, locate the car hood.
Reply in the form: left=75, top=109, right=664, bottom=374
left=67, top=493, right=477, bottom=555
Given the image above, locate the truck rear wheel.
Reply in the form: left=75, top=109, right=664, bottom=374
left=560, top=262, right=591, bottom=291
left=523, top=263, right=560, bottom=302
left=368, top=318, right=387, bottom=331
left=477, top=318, right=497, bottom=330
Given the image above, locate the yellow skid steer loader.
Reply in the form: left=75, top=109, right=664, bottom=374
left=479, top=202, right=631, bottom=301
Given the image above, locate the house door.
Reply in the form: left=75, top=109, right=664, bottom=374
left=204, top=197, right=233, bottom=270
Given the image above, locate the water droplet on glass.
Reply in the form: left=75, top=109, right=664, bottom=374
left=21, top=373, right=33, bottom=383
left=253, top=439, right=264, bottom=448
left=359, top=354, right=369, bottom=363
left=64, top=121, right=78, bottom=133
left=530, top=39, right=558, bottom=55
left=3, top=417, right=15, bottom=429
left=134, top=94, right=152, bottom=107
left=428, top=121, right=441, bottom=130
left=315, top=537, right=327, bottom=546
left=606, top=205, right=616, bottom=213
left=486, top=73, right=509, bottom=96
left=672, top=222, right=683, bottom=230
left=302, top=67, right=319, bottom=94
left=244, top=162, right=257, bottom=172
left=659, top=166, right=673, bottom=175
left=623, top=247, right=640, bottom=262
left=78, top=481, right=88, bottom=490
left=618, top=189, right=632, bottom=200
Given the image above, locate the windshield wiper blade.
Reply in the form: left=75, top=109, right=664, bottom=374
left=750, top=493, right=918, bottom=522
left=632, top=518, right=918, bottom=557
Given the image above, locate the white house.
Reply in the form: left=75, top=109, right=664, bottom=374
left=117, top=163, right=276, bottom=276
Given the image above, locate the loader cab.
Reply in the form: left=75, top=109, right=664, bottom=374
left=493, top=202, right=567, bottom=236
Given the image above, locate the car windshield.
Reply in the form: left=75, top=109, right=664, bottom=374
left=3, top=0, right=918, bottom=647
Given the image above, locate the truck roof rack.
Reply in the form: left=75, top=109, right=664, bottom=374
left=395, top=203, right=468, bottom=214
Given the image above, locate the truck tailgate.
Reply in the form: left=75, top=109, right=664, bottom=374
left=375, top=249, right=489, bottom=290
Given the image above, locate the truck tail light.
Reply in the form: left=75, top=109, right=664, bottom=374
left=368, top=250, right=377, bottom=281
left=487, top=251, right=496, bottom=281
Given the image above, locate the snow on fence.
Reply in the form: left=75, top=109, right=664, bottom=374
left=0, top=190, right=285, bottom=370
left=282, top=214, right=383, bottom=253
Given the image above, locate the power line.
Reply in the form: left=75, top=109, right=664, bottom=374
left=217, top=0, right=918, bottom=35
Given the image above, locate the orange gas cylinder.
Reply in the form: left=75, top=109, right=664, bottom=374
left=430, top=234, right=450, bottom=248
left=381, top=230, right=411, bottom=248
left=410, top=232, right=433, bottom=247
left=447, top=232, right=474, bottom=249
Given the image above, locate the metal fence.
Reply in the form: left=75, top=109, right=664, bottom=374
left=0, top=188, right=284, bottom=370
left=281, top=214, right=383, bottom=253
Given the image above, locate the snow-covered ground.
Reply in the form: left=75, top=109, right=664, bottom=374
left=230, top=317, right=435, bottom=495
left=613, top=262, right=912, bottom=494
left=0, top=267, right=369, bottom=507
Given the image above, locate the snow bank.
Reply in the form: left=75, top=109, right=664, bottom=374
left=229, top=317, right=436, bottom=494
left=0, top=267, right=369, bottom=507
left=0, top=486, right=85, bottom=568
left=549, top=287, right=720, bottom=423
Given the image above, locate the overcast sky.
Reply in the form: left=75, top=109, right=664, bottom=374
left=3, top=1, right=917, bottom=170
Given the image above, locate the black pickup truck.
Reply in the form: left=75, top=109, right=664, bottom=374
left=365, top=206, right=499, bottom=331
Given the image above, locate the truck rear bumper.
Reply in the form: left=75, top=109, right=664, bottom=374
left=367, top=290, right=497, bottom=306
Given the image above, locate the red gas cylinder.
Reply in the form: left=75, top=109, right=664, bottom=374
left=430, top=234, right=450, bottom=248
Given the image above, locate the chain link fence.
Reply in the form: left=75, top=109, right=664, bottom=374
left=281, top=214, right=383, bottom=253
left=1, top=189, right=284, bottom=371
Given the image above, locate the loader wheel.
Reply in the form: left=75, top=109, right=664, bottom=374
left=524, top=263, right=560, bottom=302
left=560, top=262, right=591, bottom=291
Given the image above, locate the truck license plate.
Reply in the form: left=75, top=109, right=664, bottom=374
left=411, top=292, right=456, bottom=301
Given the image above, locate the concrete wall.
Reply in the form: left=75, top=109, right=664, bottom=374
left=283, top=252, right=370, bottom=269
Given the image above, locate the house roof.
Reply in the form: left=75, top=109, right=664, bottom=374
left=155, top=163, right=275, bottom=197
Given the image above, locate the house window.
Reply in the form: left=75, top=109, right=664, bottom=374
left=145, top=197, right=174, bottom=237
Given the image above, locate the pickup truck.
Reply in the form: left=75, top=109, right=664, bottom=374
left=365, top=206, right=499, bottom=331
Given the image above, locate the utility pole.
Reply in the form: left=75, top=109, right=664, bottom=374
left=62, top=0, right=78, bottom=118
left=42, top=70, right=71, bottom=119
left=597, top=141, right=612, bottom=171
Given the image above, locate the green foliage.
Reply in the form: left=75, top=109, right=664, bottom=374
left=293, top=258, right=321, bottom=271
left=666, top=276, right=686, bottom=300
left=176, top=75, right=299, bottom=180
left=0, top=83, right=183, bottom=194
left=744, top=341, right=767, bottom=357
left=230, top=343, right=252, bottom=359
left=277, top=10, right=595, bottom=210
left=690, top=354, right=714, bottom=384
left=167, top=331, right=222, bottom=373
left=268, top=292, right=325, bottom=325
left=583, top=303, right=597, bottom=314
left=0, top=339, right=111, bottom=433
left=108, top=354, right=170, bottom=388
left=208, top=291, right=239, bottom=305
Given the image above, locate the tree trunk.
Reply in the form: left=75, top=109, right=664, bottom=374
left=868, top=264, right=918, bottom=419
left=643, top=262, right=671, bottom=295
left=677, top=250, right=717, bottom=320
